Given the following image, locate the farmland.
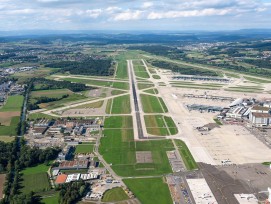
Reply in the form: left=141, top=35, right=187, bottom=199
left=124, top=178, right=172, bottom=204
left=0, top=95, right=24, bottom=112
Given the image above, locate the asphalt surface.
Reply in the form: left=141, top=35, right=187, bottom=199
left=128, top=60, right=145, bottom=139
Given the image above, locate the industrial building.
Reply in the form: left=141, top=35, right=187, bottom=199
left=249, top=106, right=271, bottom=127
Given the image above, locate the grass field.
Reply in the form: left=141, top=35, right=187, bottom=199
left=115, top=54, right=128, bottom=79
left=0, top=136, right=15, bottom=142
left=143, top=88, right=159, bottom=94
left=104, top=116, right=133, bottom=129
left=31, top=89, right=73, bottom=98
left=244, top=76, right=271, bottom=83
left=0, top=111, right=21, bottom=126
left=75, top=143, right=94, bottom=154
left=164, top=116, right=178, bottom=135
left=63, top=78, right=129, bottom=90
left=137, top=83, right=154, bottom=90
left=124, top=178, right=172, bottom=204
left=21, top=172, right=50, bottom=194
left=144, top=115, right=169, bottom=136
left=41, top=193, right=59, bottom=204
left=21, top=163, right=50, bottom=175
left=99, top=125, right=174, bottom=176
left=102, top=187, right=129, bottom=202
left=0, top=95, right=24, bottom=112
left=140, top=94, right=167, bottom=113
left=105, top=99, right=112, bottom=114
left=38, top=93, right=86, bottom=109
left=174, top=139, right=198, bottom=170
left=110, top=95, right=131, bottom=114
left=21, top=163, right=51, bottom=194
left=0, top=116, right=20, bottom=136
left=72, top=100, right=104, bottom=109
left=152, top=75, right=161, bottom=79
left=111, top=90, right=126, bottom=95
left=28, top=113, right=57, bottom=120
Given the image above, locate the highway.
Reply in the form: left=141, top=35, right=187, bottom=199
left=128, top=60, right=145, bottom=139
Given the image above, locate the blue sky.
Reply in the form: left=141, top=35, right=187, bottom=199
left=0, top=0, right=270, bottom=31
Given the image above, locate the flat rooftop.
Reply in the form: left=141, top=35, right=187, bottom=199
left=186, top=178, right=217, bottom=204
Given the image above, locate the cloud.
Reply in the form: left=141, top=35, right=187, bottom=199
left=0, top=0, right=270, bottom=30
left=85, top=9, right=102, bottom=18
left=112, top=10, right=143, bottom=21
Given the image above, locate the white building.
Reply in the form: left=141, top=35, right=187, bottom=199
left=249, top=106, right=271, bottom=127
left=226, top=107, right=248, bottom=119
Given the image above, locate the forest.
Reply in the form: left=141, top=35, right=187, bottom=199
left=32, top=78, right=91, bottom=92
left=46, top=57, right=114, bottom=76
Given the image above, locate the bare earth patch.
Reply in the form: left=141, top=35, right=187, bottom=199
left=136, top=151, right=153, bottom=163
left=0, top=111, right=20, bottom=125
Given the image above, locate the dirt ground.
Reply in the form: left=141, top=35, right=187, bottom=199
left=0, top=174, right=6, bottom=199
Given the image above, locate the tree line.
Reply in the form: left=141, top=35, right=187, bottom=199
left=45, top=57, right=114, bottom=76
left=32, top=78, right=91, bottom=92
left=0, top=137, right=61, bottom=204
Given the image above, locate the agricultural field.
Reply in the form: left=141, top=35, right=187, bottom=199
left=75, top=143, right=94, bottom=154
left=101, top=187, right=129, bottom=202
left=0, top=95, right=24, bottom=112
left=140, top=94, right=168, bottom=113
left=0, top=116, right=20, bottom=136
left=174, top=140, right=198, bottom=170
left=124, top=178, right=172, bottom=204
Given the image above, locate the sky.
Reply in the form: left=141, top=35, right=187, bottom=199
left=0, top=0, right=271, bottom=31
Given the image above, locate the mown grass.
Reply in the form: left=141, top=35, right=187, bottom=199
left=41, top=193, right=59, bottom=204
left=99, top=122, right=174, bottom=176
left=137, top=83, right=154, bottom=90
left=21, top=173, right=50, bottom=194
left=174, top=140, right=198, bottom=170
left=244, top=76, right=271, bottom=83
left=75, top=144, right=94, bottom=154
left=28, top=113, right=57, bottom=120
left=124, top=178, right=172, bottom=204
left=111, top=95, right=131, bottom=114
left=152, top=75, right=161, bottom=79
left=144, top=115, right=169, bottom=136
left=143, top=88, right=159, bottom=94
left=104, top=116, right=133, bottom=129
left=140, top=94, right=167, bottom=113
left=102, top=187, right=129, bottom=202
